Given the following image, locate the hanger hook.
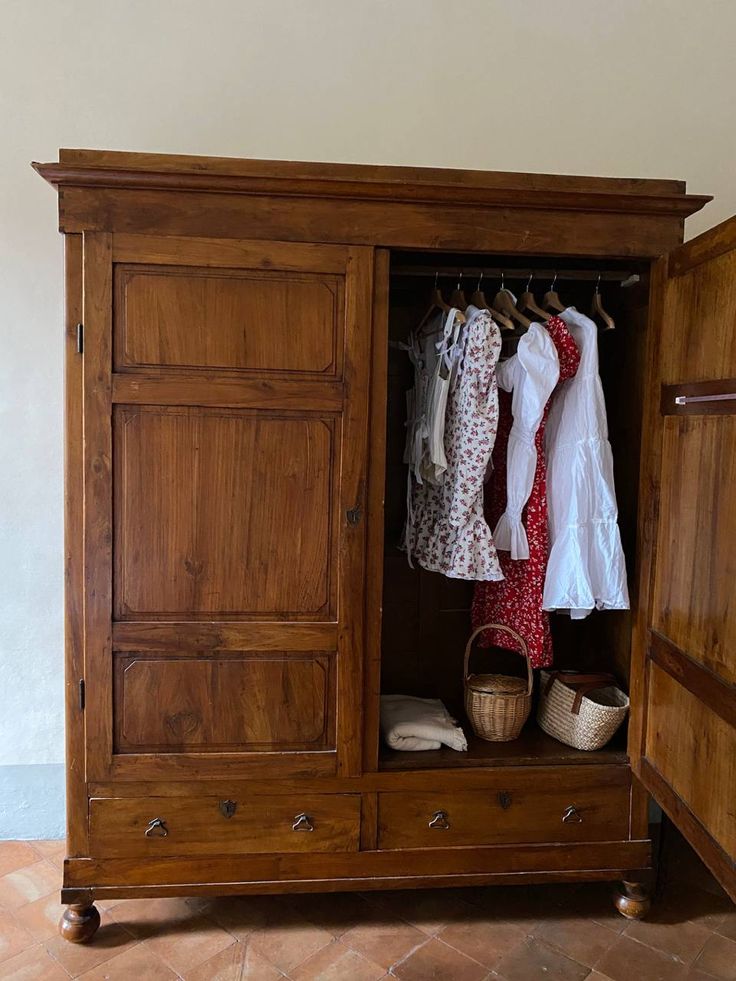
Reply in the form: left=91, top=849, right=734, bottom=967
left=500, top=270, right=505, bottom=291
left=595, top=272, right=601, bottom=294
left=434, top=271, right=439, bottom=289
left=550, top=272, right=558, bottom=291
left=525, top=271, right=533, bottom=292
left=456, top=271, right=463, bottom=291
left=476, top=270, right=484, bottom=291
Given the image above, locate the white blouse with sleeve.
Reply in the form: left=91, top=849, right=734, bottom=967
left=493, top=323, right=560, bottom=559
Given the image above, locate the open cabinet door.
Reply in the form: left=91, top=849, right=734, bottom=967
left=631, top=216, right=736, bottom=900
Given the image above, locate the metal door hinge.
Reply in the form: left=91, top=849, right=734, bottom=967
left=78, top=679, right=85, bottom=711
left=76, top=323, right=84, bottom=354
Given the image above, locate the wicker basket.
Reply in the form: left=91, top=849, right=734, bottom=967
left=464, top=624, right=533, bottom=742
left=538, top=671, right=629, bottom=751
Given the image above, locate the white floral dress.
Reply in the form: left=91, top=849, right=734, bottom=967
left=405, top=305, right=504, bottom=580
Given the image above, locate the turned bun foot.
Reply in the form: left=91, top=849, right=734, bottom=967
left=613, top=880, right=652, bottom=920
left=59, top=903, right=101, bottom=943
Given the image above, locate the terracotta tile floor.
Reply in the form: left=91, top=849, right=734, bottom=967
left=0, top=830, right=733, bottom=980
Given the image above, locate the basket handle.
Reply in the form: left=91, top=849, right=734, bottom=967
left=543, top=672, right=619, bottom=715
left=463, top=623, right=533, bottom=696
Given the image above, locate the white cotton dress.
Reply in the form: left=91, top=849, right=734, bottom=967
left=493, top=323, right=560, bottom=560
left=542, top=308, right=630, bottom=618
left=405, top=305, right=504, bottom=581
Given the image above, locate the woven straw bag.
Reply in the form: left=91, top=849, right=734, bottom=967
left=537, top=671, right=629, bottom=751
left=464, top=624, right=533, bottom=742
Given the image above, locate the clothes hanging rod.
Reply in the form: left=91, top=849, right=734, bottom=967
left=391, top=266, right=637, bottom=284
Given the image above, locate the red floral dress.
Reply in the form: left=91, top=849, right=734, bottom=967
left=471, top=316, right=580, bottom=667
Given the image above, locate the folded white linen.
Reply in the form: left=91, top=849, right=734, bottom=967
left=380, top=695, right=468, bottom=752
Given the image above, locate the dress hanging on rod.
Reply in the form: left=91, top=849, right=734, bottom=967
left=404, top=305, right=504, bottom=580
left=543, top=308, right=630, bottom=618
left=472, top=315, right=581, bottom=667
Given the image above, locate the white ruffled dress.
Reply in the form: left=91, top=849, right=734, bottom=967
left=542, top=308, right=630, bottom=618
left=405, top=305, right=504, bottom=581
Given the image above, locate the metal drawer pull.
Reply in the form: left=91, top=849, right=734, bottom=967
left=675, top=393, right=736, bottom=405
left=144, top=818, right=168, bottom=838
left=292, top=812, right=314, bottom=832
left=428, top=810, right=450, bottom=830
left=562, top=805, right=583, bottom=824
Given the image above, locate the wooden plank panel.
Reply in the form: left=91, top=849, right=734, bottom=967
left=659, top=249, right=736, bottom=386
left=335, top=248, right=373, bottom=777
left=640, top=760, right=735, bottom=901
left=54, top=148, right=689, bottom=197
left=651, top=415, right=736, bottom=686
left=114, top=406, right=337, bottom=620
left=114, top=264, right=343, bottom=376
left=650, top=632, right=736, bottom=728
left=645, top=664, right=736, bottom=857
left=112, top=374, right=344, bottom=411
left=107, top=751, right=337, bottom=782
left=88, top=762, right=635, bottom=798
left=63, top=234, right=87, bottom=854
left=89, top=794, right=360, bottom=858
left=112, top=621, right=337, bottom=652
left=669, top=214, right=736, bottom=277
left=82, top=232, right=114, bottom=782
left=114, top=654, right=334, bottom=752
left=112, top=233, right=348, bottom=273
left=363, top=248, right=389, bottom=773
left=62, top=840, right=651, bottom=892
left=58, top=187, right=686, bottom=257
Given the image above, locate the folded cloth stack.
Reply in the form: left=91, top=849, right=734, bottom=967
left=380, top=694, right=468, bottom=752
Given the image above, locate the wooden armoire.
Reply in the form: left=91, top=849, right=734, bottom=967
left=33, top=150, right=736, bottom=943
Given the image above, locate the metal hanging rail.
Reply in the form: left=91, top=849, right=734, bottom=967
left=391, top=265, right=637, bottom=284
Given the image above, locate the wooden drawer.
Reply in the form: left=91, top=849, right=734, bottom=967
left=89, top=794, right=361, bottom=858
left=377, top=768, right=630, bottom=850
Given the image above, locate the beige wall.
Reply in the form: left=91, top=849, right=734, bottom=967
left=1, top=0, right=734, bottom=835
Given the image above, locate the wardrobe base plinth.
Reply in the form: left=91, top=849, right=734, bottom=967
left=613, top=880, right=652, bottom=920
left=59, top=903, right=101, bottom=944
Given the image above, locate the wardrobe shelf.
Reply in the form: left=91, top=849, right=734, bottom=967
left=378, top=725, right=628, bottom=771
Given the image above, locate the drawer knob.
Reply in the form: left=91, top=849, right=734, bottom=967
left=428, top=810, right=450, bottom=830
left=292, top=812, right=314, bottom=832
left=219, top=800, right=237, bottom=819
left=562, top=805, right=583, bottom=824
left=144, top=817, right=168, bottom=838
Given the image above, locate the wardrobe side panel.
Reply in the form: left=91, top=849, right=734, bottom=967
left=63, top=234, right=87, bottom=855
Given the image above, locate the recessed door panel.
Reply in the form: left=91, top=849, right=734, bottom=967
left=114, top=264, right=343, bottom=376
left=114, top=653, right=334, bottom=752
left=114, top=406, right=336, bottom=619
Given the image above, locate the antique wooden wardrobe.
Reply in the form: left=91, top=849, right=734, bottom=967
left=33, top=150, right=736, bottom=943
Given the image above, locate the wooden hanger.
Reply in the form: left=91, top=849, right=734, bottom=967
left=469, top=272, right=514, bottom=332
left=590, top=274, right=615, bottom=330
left=543, top=273, right=566, bottom=314
left=492, top=274, right=532, bottom=330
left=516, top=273, right=551, bottom=321
left=417, top=273, right=465, bottom=333
left=449, top=272, right=468, bottom=312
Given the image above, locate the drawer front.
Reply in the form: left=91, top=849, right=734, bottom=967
left=90, top=794, right=361, bottom=858
left=377, top=769, right=630, bottom=850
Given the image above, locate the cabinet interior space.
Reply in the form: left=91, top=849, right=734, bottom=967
left=377, top=250, right=652, bottom=771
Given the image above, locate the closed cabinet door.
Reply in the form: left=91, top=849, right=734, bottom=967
left=631, top=216, right=736, bottom=901
left=81, top=232, right=373, bottom=780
